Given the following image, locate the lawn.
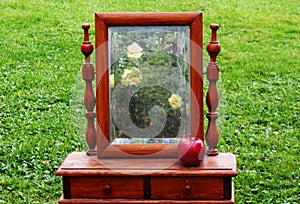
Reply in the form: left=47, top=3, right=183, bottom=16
left=0, top=0, right=299, bottom=203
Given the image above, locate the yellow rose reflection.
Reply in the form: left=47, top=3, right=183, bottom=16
left=168, top=94, right=182, bottom=109
left=121, top=69, right=142, bottom=86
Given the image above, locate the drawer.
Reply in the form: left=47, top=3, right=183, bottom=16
left=151, top=177, right=224, bottom=200
left=70, top=177, right=144, bottom=199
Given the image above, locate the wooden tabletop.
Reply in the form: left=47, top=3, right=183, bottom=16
left=56, top=152, right=237, bottom=177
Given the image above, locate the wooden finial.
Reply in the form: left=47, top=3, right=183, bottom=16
left=206, top=24, right=221, bottom=62
left=210, top=24, right=219, bottom=42
left=82, top=24, right=91, bottom=41
left=81, top=24, right=94, bottom=62
left=205, top=24, right=221, bottom=156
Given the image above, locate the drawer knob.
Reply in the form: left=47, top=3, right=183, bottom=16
left=103, top=184, right=112, bottom=194
left=183, top=184, right=192, bottom=195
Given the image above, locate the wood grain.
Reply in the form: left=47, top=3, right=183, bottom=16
left=70, top=177, right=144, bottom=199
left=151, top=177, right=223, bottom=200
left=56, top=152, right=237, bottom=177
left=95, top=12, right=202, bottom=26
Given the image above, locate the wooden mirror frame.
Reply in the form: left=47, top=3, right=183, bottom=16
left=95, top=12, right=203, bottom=158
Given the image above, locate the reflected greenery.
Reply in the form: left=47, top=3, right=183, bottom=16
left=109, top=26, right=190, bottom=141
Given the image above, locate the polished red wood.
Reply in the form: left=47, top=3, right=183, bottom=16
left=95, top=15, right=110, bottom=155
left=56, top=152, right=237, bottom=176
left=190, top=13, right=203, bottom=141
left=151, top=177, right=223, bottom=199
left=205, top=24, right=221, bottom=156
left=81, top=24, right=96, bottom=155
left=95, top=12, right=204, bottom=157
left=96, top=12, right=202, bottom=26
left=70, top=177, right=144, bottom=199
left=56, top=152, right=237, bottom=203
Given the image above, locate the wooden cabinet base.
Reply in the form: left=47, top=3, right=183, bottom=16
left=56, top=152, right=237, bottom=204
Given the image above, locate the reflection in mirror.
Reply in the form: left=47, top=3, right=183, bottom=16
left=108, top=26, right=190, bottom=144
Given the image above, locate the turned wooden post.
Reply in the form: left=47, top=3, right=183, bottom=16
left=205, top=24, right=221, bottom=156
left=81, top=24, right=97, bottom=155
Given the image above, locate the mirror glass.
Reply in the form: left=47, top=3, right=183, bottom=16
left=108, top=26, right=190, bottom=144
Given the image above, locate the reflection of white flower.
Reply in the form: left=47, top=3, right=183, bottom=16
left=168, top=94, right=182, bottom=109
left=127, top=42, right=143, bottom=59
left=121, top=69, right=142, bottom=86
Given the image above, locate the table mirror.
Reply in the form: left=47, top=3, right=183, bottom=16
left=95, top=12, right=203, bottom=158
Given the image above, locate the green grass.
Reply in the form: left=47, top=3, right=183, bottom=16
left=0, top=0, right=299, bottom=203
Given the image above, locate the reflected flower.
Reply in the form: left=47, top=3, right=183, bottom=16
left=127, top=42, right=143, bottom=59
left=110, top=74, right=115, bottom=87
left=122, top=69, right=134, bottom=78
left=168, top=94, right=182, bottom=109
left=121, top=69, right=142, bottom=86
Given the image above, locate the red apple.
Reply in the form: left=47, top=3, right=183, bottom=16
left=177, top=136, right=204, bottom=166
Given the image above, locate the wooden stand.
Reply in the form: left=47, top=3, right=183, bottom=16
left=56, top=13, right=237, bottom=204
left=56, top=153, right=236, bottom=204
